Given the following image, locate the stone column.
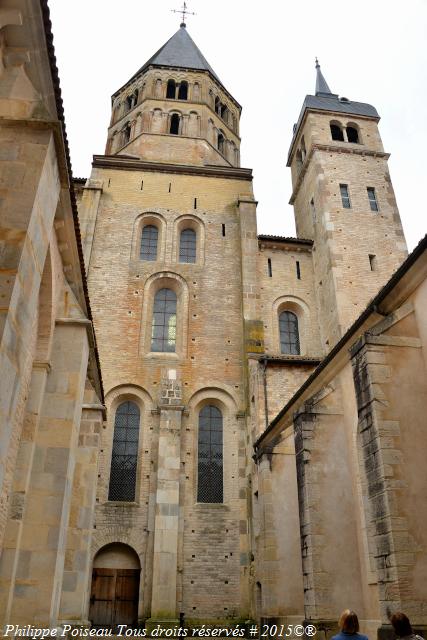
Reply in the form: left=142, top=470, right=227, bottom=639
left=6, top=319, right=90, bottom=626
left=257, top=452, right=280, bottom=619
left=162, top=112, right=169, bottom=134
left=0, top=361, right=49, bottom=625
left=135, top=112, right=143, bottom=137
left=0, top=128, right=60, bottom=548
left=146, top=369, right=183, bottom=630
left=351, top=328, right=427, bottom=635
left=130, top=118, right=137, bottom=139
left=293, top=388, right=365, bottom=635
left=237, top=198, right=263, bottom=356
left=256, top=437, right=305, bottom=627
left=181, top=114, right=189, bottom=136
left=79, top=180, right=103, bottom=271
left=58, top=387, right=104, bottom=626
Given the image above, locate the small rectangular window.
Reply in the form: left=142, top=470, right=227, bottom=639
left=340, top=184, right=351, bottom=209
left=140, top=180, right=144, bottom=190
left=369, top=254, right=377, bottom=271
left=267, top=258, right=272, bottom=277
left=194, top=198, right=197, bottom=209
left=168, top=182, right=172, bottom=193
left=367, top=187, right=378, bottom=212
left=222, top=224, right=225, bottom=237
left=296, top=260, right=301, bottom=280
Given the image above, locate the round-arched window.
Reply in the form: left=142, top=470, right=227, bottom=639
left=279, top=311, right=300, bottom=355
left=197, top=405, right=223, bottom=503
left=108, top=401, right=140, bottom=502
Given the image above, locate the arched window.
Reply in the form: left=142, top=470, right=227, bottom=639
left=346, top=126, right=359, bottom=143
left=221, top=104, right=228, bottom=120
left=301, top=136, right=307, bottom=161
left=217, top=131, right=225, bottom=154
left=279, top=311, right=300, bottom=355
left=178, top=81, right=188, bottom=100
left=166, top=79, right=176, bottom=99
left=197, top=405, right=223, bottom=503
left=170, top=113, right=180, bottom=135
left=296, top=149, right=303, bottom=172
left=215, top=96, right=220, bottom=114
left=179, top=228, right=196, bottom=263
left=140, top=225, right=158, bottom=261
left=125, top=95, right=133, bottom=112
left=108, top=401, right=140, bottom=502
left=151, top=288, right=177, bottom=352
left=330, top=123, right=344, bottom=141
left=123, top=123, right=131, bottom=145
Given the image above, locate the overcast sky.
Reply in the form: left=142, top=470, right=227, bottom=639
left=49, top=0, right=427, bottom=250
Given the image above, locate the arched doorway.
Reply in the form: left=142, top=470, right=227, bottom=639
left=89, top=543, right=140, bottom=629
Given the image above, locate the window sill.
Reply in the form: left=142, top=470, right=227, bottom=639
left=103, top=501, right=139, bottom=507
left=194, top=502, right=230, bottom=509
left=144, top=351, right=179, bottom=360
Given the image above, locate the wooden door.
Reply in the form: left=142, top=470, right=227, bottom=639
left=89, top=568, right=140, bottom=629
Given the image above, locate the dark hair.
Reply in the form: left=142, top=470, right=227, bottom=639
left=339, top=610, right=360, bottom=634
left=391, top=613, right=413, bottom=637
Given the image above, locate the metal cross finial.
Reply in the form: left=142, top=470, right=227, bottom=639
left=171, top=1, right=195, bottom=27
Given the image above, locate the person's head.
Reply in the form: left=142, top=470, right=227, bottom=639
left=391, top=613, right=413, bottom=638
left=339, top=610, right=360, bottom=634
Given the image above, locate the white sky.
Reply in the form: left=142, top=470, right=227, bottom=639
left=49, top=0, right=427, bottom=250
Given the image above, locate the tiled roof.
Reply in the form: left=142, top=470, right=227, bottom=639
left=258, top=235, right=313, bottom=245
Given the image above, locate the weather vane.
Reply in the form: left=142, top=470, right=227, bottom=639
left=171, top=1, right=195, bottom=26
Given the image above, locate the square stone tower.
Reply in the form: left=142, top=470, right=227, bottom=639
left=288, top=61, right=408, bottom=349
left=77, top=22, right=257, bottom=628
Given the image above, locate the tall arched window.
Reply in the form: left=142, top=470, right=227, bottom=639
left=123, top=123, right=131, bottom=145
left=170, top=113, right=180, bottom=135
left=166, top=79, right=176, bottom=99
left=330, top=123, right=344, bottom=141
left=178, top=81, right=188, bottom=100
left=197, top=405, right=223, bottom=503
left=140, top=225, right=158, bottom=261
left=151, top=288, right=177, bottom=352
left=125, top=95, right=133, bottom=112
left=217, top=131, right=225, bottom=154
left=279, top=311, right=300, bottom=355
left=346, top=125, right=359, bottom=143
left=108, top=401, right=140, bottom=502
left=179, top=228, right=196, bottom=263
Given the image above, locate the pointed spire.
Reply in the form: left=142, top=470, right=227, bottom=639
left=315, top=58, right=332, bottom=95
left=137, top=26, right=221, bottom=82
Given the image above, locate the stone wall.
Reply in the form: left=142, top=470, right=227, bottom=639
left=81, top=161, right=255, bottom=621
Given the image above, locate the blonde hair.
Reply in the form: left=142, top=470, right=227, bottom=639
left=339, top=610, right=360, bottom=634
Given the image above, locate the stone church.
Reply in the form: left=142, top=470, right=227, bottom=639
left=1, top=0, right=427, bottom=637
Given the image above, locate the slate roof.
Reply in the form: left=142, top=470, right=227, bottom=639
left=287, top=61, right=380, bottom=164
left=287, top=93, right=380, bottom=165
left=125, top=24, right=221, bottom=88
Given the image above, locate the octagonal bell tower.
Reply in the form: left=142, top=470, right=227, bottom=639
left=105, top=23, right=241, bottom=168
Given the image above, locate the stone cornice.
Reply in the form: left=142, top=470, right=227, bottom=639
left=92, top=154, right=253, bottom=181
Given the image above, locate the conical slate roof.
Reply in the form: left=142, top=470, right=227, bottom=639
left=134, top=24, right=221, bottom=83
